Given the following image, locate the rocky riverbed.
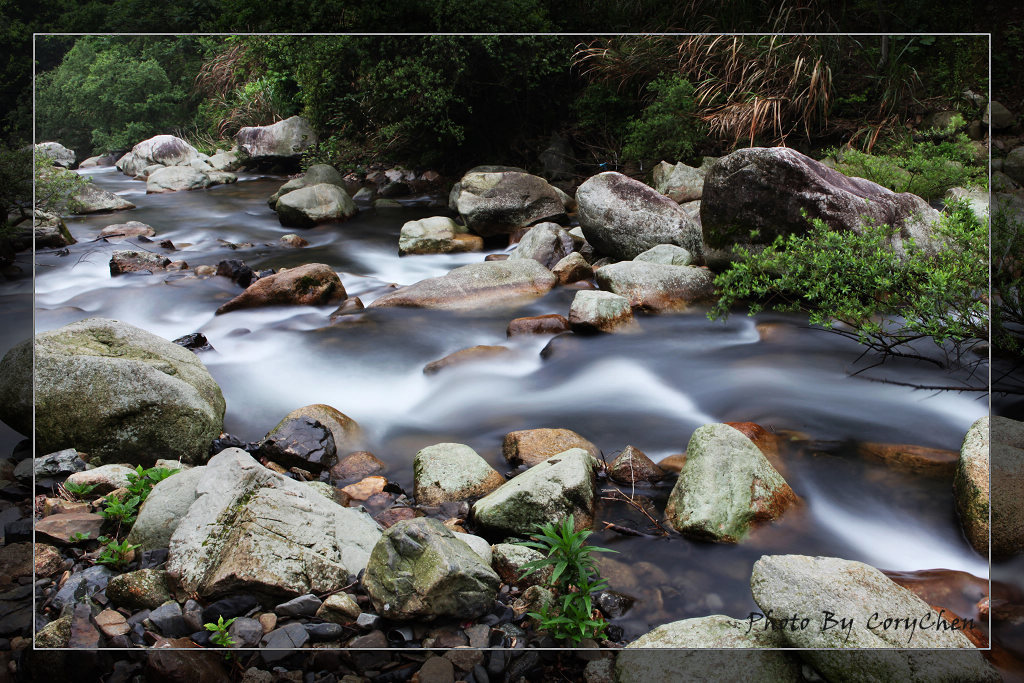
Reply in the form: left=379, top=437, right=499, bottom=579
left=2, top=124, right=1022, bottom=680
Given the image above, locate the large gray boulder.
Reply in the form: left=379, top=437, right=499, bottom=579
left=701, top=147, right=942, bottom=257
left=146, top=166, right=216, bottom=193
left=275, top=184, right=357, bottom=228
left=116, top=135, right=200, bottom=176
left=595, top=261, right=715, bottom=311
left=268, top=164, right=346, bottom=208
left=398, top=216, right=483, bottom=256
left=236, top=116, right=317, bottom=160
left=750, top=554, right=998, bottom=681
left=471, top=448, right=598, bottom=536
left=576, top=171, right=704, bottom=262
left=451, top=169, right=567, bottom=236
left=36, top=142, right=75, bottom=168
left=650, top=159, right=710, bottom=203
left=0, top=318, right=225, bottom=466
left=616, top=615, right=801, bottom=683
left=666, top=424, right=795, bottom=543
left=508, top=222, right=575, bottom=269
left=413, top=443, right=505, bottom=505
left=167, top=448, right=382, bottom=600
left=71, top=180, right=136, bottom=214
left=368, top=260, right=556, bottom=311
left=216, top=263, right=347, bottom=315
left=363, top=517, right=500, bottom=621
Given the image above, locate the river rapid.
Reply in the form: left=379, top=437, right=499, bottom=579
left=9, top=166, right=1003, bottom=642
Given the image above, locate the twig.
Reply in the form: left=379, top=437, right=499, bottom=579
left=600, top=488, right=670, bottom=536
left=316, top=581, right=357, bottom=600
left=602, top=521, right=656, bottom=538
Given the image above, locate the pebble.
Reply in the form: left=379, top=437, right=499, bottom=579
left=229, top=617, right=264, bottom=648
left=148, top=601, right=190, bottom=638
left=355, top=612, right=380, bottom=629
left=275, top=594, right=322, bottom=618
left=94, top=609, right=130, bottom=638
left=259, top=612, right=277, bottom=633
left=304, top=622, right=345, bottom=642
left=260, top=622, right=309, bottom=663
left=202, top=594, right=259, bottom=624
left=417, top=656, right=455, bottom=683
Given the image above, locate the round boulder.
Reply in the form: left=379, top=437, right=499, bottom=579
left=268, top=164, right=346, bottom=208
left=236, top=116, right=318, bottom=160
left=413, top=443, right=505, bottom=505
left=0, top=318, right=225, bottom=466
left=275, top=184, right=357, bottom=228
left=35, top=142, right=76, bottom=168
left=215, top=263, right=346, bottom=314
left=451, top=169, right=567, bottom=236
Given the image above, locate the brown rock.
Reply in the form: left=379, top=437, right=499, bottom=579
left=43, top=498, right=92, bottom=516
left=607, top=446, right=665, bottom=485
left=35, top=512, right=104, bottom=545
left=502, top=427, right=601, bottom=467
left=99, top=221, right=156, bottom=241
left=857, top=442, right=959, bottom=476
left=373, top=506, right=420, bottom=528
left=416, top=654, right=456, bottom=683
left=109, top=250, right=172, bottom=275
left=0, top=543, right=33, bottom=585
left=551, top=251, right=593, bottom=285
left=331, top=451, right=386, bottom=484
left=329, top=297, right=365, bottom=321
left=445, top=648, right=484, bottom=672
left=216, top=263, right=346, bottom=315
left=94, top=609, right=130, bottom=638
left=423, top=345, right=511, bottom=375
left=276, top=404, right=363, bottom=456
left=147, top=637, right=228, bottom=683
left=658, top=453, right=687, bottom=472
left=280, top=234, right=309, bottom=247
left=885, top=568, right=988, bottom=626
left=341, top=476, right=387, bottom=501
left=68, top=602, right=100, bottom=649
left=259, top=613, right=277, bottom=633
left=34, top=543, right=66, bottom=578
left=506, top=314, right=570, bottom=337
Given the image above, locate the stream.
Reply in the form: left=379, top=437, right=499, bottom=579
left=11, top=166, right=1002, bottom=642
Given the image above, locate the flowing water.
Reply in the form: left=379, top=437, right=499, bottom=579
left=15, top=167, right=999, bottom=641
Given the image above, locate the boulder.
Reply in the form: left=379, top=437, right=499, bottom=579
left=206, top=149, right=240, bottom=172
left=985, top=101, right=1016, bottom=130
left=216, top=263, right=346, bottom=314
left=568, top=290, right=634, bottom=334
left=700, top=147, right=942, bottom=257
left=451, top=169, right=567, bottom=236
left=617, top=615, right=801, bottom=683
left=368, top=260, right=556, bottom=311
left=576, top=171, right=704, bottom=262
left=633, top=244, right=694, bottom=266
left=413, top=443, right=505, bottom=505
left=472, top=448, right=598, bottom=536
left=274, top=404, right=363, bottom=457
left=275, top=184, right=357, bottom=228
left=99, top=221, right=156, bottom=241
left=508, top=222, right=575, bottom=269
left=650, top=160, right=707, bottom=203
left=35, top=512, right=104, bottom=545
left=256, top=416, right=337, bottom=475
left=166, top=448, right=382, bottom=599
left=666, top=423, right=795, bottom=543
left=490, top=543, right=552, bottom=588
left=71, top=181, right=136, bottom=213
left=18, top=211, right=75, bottom=250
left=105, top=569, right=174, bottom=610
left=551, top=251, right=593, bottom=285
left=36, top=142, right=75, bottom=168
left=750, top=554, right=999, bottom=682
left=116, top=135, right=200, bottom=176
left=502, top=428, right=601, bottom=467
left=126, top=465, right=205, bottom=550
left=0, top=318, right=225, bottom=465
left=267, top=164, right=346, bottom=208
left=236, top=116, right=317, bottom=160
left=109, top=250, right=172, bottom=275
left=362, top=517, right=500, bottom=621
left=944, top=187, right=989, bottom=221
left=147, top=166, right=235, bottom=193
left=398, top=216, right=483, bottom=255
left=78, top=154, right=116, bottom=168
left=595, top=261, right=715, bottom=311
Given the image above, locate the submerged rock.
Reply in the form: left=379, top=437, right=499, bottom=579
left=398, top=216, right=483, bottom=255
left=423, top=345, right=511, bottom=375
left=275, top=184, right=357, bottom=228
left=0, top=318, right=225, bottom=466
left=413, top=442, right=505, bottom=505
left=368, top=260, right=556, bottom=311
left=506, top=314, right=570, bottom=337
left=216, top=263, right=346, bottom=314
left=666, top=423, right=795, bottom=543
left=363, top=517, right=500, bottom=621
left=99, top=221, right=156, bottom=241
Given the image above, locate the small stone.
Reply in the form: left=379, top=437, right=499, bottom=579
left=423, top=345, right=511, bottom=375
left=465, top=624, right=490, bottom=649
left=506, top=314, right=570, bottom=337
left=228, top=617, right=264, bottom=648
left=330, top=451, right=386, bottom=484
left=445, top=648, right=485, bottom=672
left=94, top=609, right=130, bottom=638
left=258, top=613, right=277, bottom=633
left=33, top=544, right=65, bottom=578
left=551, top=251, right=594, bottom=285
left=275, top=594, right=322, bottom=618
left=280, top=234, right=309, bottom=248
left=417, top=656, right=455, bottom=683
left=355, top=613, right=380, bottom=629
left=607, top=445, right=665, bottom=484
left=304, top=622, right=345, bottom=642
left=149, top=601, right=190, bottom=638
left=34, top=614, right=72, bottom=647
left=105, top=569, right=174, bottom=611
left=260, top=621, right=309, bottom=658
left=315, top=593, right=361, bottom=625
left=340, top=476, right=387, bottom=501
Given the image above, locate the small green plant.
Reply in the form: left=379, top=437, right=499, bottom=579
left=95, top=536, right=140, bottom=570
left=125, top=465, right=179, bottom=502
left=69, top=531, right=95, bottom=544
left=101, top=494, right=141, bottom=528
left=62, top=480, right=97, bottom=499
left=204, top=616, right=237, bottom=648
left=516, top=515, right=617, bottom=645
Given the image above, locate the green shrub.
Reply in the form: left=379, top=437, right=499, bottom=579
left=622, top=74, right=703, bottom=164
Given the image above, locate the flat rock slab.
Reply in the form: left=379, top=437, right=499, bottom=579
left=423, top=345, right=511, bottom=375
left=35, top=512, right=104, bottom=545
left=167, top=448, right=382, bottom=600
left=369, top=260, right=556, bottom=311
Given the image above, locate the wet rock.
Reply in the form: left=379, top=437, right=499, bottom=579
left=147, top=636, right=229, bottom=682
left=201, top=594, right=260, bottom=624
left=374, top=505, right=420, bottom=528
left=71, top=181, right=137, bottom=213
left=568, top=290, right=634, bottom=334
left=330, top=451, right=385, bottom=484
left=595, top=261, right=715, bottom=311
left=276, top=404, right=363, bottom=457
left=373, top=197, right=402, bottom=210
left=256, top=416, right=337, bottom=474
left=24, top=448, right=87, bottom=482
left=279, top=233, right=308, bottom=248
left=172, top=332, right=213, bottom=353
left=666, top=423, right=796, bottom=543
left=126, top=466, right=205, bottom=551
left=490, top=543, right=552, bottom=588
left=857, top=442, right=959, bottom=476
left=109, top=250, right=172, bottom=275
left=304, top=622, right=345, bottom=642
left=340, top=476, right=387, bottom=501
left=215, top=259, right=256, bottom=287
left=316, top=593, right=361, bottom=624
left=166, top=448, right=382, bottom=599
left=650, top=159, right=709, bottom=203
left=268, top=164, right=346, bottom=208
left=65, top=464, right=135, bottom=494
left=275, top=594, right=322, bottom=618
left=607, top=445, right=664, bottom=485
left=701, top=147, right=942, bottom=258
left=417, top=656, right=455, bottom=682
left=216, top=263, right=346, bottom=314
left=35, top=512, right=104, bottom=545
left=147, top=166, right=234, bottom=193
left=35, top=614, right=72, bottom=647
left=0, top=585, right=31, bottom=636
left=617, top=615, right=801, bottom=682
left=368, top=259, right=556, bottom=311
left=750, top=554, right=999, bottom=681
left=451, top=169, right=567, bottom=236
left=236, top=116, right=317, bottom=160
left=551, top=251, right=594, bottom=285
left=502, top=428, right=601, bottom=467
left=99, top=221, right=155, bottom=241
left=506, top=314, right=570, bottom=337
left=423, top=345, right=512, bottom=375
left=276, top=184, right=357, bottom=228
left=413, top=443, right=505, bottom=505
left=633, top=244, right=694, bottom=266
left=105, top=569, right=174, bottom=610
left=51, top=566, right=116, bottom=612
left=148, top=601, right=190, bottom=638
left=329, top=297, right=365, bottom=321
left=472, top=448, right=598, bottom=536
left=117, top=135, right=200, bottom=175
left=398, top=216, right=483, bottom=255
left=508, top=222, right=575, bottom=269
left=94, top=608, right=130, bottom=639
left=363, top=517, right=500, bottom=621
left=0, top=318, right=225, bottom=466
left=576, top=171, right=704, bottom=262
